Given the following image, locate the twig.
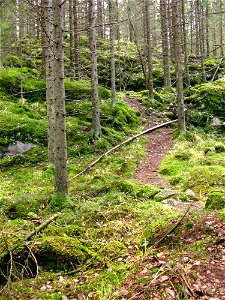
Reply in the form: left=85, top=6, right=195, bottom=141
left=75, top=119, right=178, bottom=177
left=26, top=245, right=39, bottom=279
left=25, top=213, right=60, bottom=240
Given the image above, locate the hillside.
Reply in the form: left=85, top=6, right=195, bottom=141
left=0, top=60, right=225, bottom=299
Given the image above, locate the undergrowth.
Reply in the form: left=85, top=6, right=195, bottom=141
left=160, top=129, right=225, bottom=209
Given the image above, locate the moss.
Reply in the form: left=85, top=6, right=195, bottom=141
left=31, top=236, right=92, bottom=271
left=3, top=195, right=48, bottom=219
left=205, top=191, right=225, bottom=210
left=214, top=142, right=225, bottom=153
left=115, top=179, right=159, bottom=199
left=160, top=131, right=225, bottom=199
left=0, top=147, right=48, bottom=169
left=64, top=79, right=110, bottom=100
left=185, top=79, right=225, bottom=125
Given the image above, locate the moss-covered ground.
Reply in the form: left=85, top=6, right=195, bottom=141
left=0, top=59, right=225, bottom=299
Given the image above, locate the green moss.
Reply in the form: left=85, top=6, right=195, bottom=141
left=64, top=79, right=110, bottom=100
left=114, top=179, right=159, bottom=199
left=0, top=147, right=47, bottom=169
left=205, top=191, right=225, bottom=210
left=31, top=236, right=92, bottom=271
left=215, top=142, right=225, bottom=153
left=185, top=79, right=225, bottom=125
left=0, top=109, right=47, bottom=146
left=2, top=194, right=48, bottom=219
left=160, top=131, right=225, bottom=204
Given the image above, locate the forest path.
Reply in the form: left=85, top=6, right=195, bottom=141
left=124, top=98, right=173, bottom=189
left=122, top=98, right=225, bottom=300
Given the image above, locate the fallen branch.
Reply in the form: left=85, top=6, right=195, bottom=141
left=75, top=119, right=178, bottom=177
left=153, top=203, right=191, bottom=248
left=0, top=213, right=60, bottom=263
left=211, top=58, right=223, bottom=82
left=25, top=213, right=60, bottom=240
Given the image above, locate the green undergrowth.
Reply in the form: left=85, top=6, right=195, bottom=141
left=0, top=68, right=110, bottom=102
left=0, top=85, right=183, bottom=297
left=185, top=78, right=225, bottom=126
left=160, top=129, right=225, bottom=209
left=0, top=135, right=181, bottom=297
left=0, top=82, right=139, bottom=155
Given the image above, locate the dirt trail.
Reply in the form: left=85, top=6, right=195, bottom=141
left=124, top=98, right=173, bottom=188
left=122, top=98, right=225, bottom=300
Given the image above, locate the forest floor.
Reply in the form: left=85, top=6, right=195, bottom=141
left=1, top=98, right=224, bottom=300
left=120, top=98, right=225, bottom=300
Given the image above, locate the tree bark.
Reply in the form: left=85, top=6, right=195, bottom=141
left=42, top=0, right=55, bottom=165
left=160, top=0, right=171, bottom=87
left=143, top=0, right=154, bottom=100
left=108, top=0, right=116, bottom=107
left=172, top=0, right=186, bottom=131
left=89, top=0, right=102, bottom=138
left=53, top=0, right=68, bottom=195
left=73, top=0, right=80, bottom=80
left=181, top=0, right=190, bottom=87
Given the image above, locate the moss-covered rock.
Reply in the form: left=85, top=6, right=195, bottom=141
left=215, top=142, right=225, bottom=153
left=2, top=194, right=48, bottom=219
left=115, top=179, right=159, bottom=199
left=205, top=191, right=225, bottom=210
left=185, top=79, right=225, bottom=126
left=31, top=236, right=93, bottom=271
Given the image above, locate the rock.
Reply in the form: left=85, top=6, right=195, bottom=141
left=185, top=189, right=197, bottom=200
left=214, top=142, right=225, bottom=153
left=154, top=189, right=179, bottom=202
left=211, top=117, right=222, bottom=126
left=5, top=141, right=36, bottom=156
left=183, top=257, right=189, bottom=263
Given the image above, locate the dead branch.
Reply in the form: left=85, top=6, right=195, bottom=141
left=211, top=58, right=223, bottom=82
left=75, top=119, right=178, bottom=177
left=153, top=204, right=191, bottom=248
left=25, top=213, right=60, bottom=240
left=0, top=213, right=60, bottom=263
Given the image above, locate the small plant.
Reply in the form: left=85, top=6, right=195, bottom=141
left=185, top=221, right=194, bottom=229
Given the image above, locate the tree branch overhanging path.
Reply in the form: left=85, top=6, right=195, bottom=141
left=75, top=119, right=178, bottom=178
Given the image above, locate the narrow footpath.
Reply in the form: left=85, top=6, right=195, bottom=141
left=121, top=98, right=225, bottom=300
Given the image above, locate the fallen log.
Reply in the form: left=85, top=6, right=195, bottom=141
left=75, top=119, right=178, bottom=177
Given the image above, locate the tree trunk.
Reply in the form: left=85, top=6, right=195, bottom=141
left=108, top=0, right=116, bottom=107
left=196, top=0, right=206, bottom=81
left=89, top=0, right=102, bottom=138
left=42, top=0, right=55, bottom=165
left=160, top=0, right=171, bottom=87
left=172, top=0, right=186, bottom=131
left=205, top=0, right=210, bottom=57
left=52, top=0, right=68, bottom=195
left=181, top=0, right=190, bottom=87
left=69, top=0, right=74, bottom=79
left=97, top=0, right=104, bottom=38
left=73, top=0, right=80, bottom=80
left=219, top=0, right=224, bottom=57
left=143, top=0, right=154, bottom=100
